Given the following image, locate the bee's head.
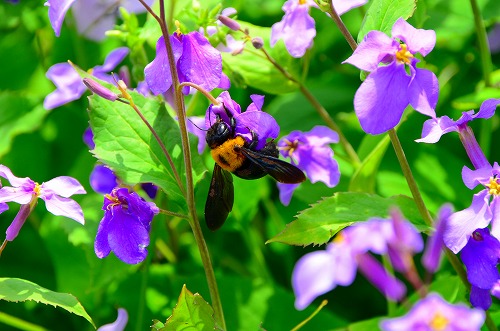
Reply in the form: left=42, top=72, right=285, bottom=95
left=206, top=116, right=232, bottom=148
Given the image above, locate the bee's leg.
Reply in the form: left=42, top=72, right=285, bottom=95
left=247, top=130, right=259, bottom=150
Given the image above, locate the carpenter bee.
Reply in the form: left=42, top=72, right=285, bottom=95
left=204, top=109, right=306, bottom=231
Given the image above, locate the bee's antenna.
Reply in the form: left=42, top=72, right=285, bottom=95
left=188, top=118, right=208, bottom=132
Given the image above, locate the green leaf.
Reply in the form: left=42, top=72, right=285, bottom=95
left=160, top=285, right=221, bottom=331
left=222, top=21, right=300, bottom=94
left=88, top=91, right=205, bottom=212
left=349, top=134, right=391, bottom=193
left=357, top=0, right=417, bottom=42
left=0, top=92, right=48, bottom=159
left=0, top=278, right=95, bottom=328
left=267, top=192, right=425, bottom=246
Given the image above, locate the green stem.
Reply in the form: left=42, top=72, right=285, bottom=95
left=388, top=129, right=433, bottom=226
left=469, top=0, right=493, bottom=158
left=0, top=312, right=48, bottom=331
left=158, top=209, right=189, bottom=219
left=138, top=0, right=226, bottom=328
left=326, top=0, right=358, bottom=52
left=258, top=47, right=360, bottom=166
left=290, top=300, right=328, bottom=331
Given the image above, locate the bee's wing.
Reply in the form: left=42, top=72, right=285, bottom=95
left=204, top=163, right=234, bottom=231
left=239, top=147, right=306, bottom=184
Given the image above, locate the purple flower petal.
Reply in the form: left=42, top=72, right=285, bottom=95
left=292, top=249, right=338, bottom=310
left=5, top=204, right=31, bottom=241
left=357, top=253, right=406, bottom=301
left=295, top=146, right=339, bottom=186
left=0, top=165, right=34, bottom=187
left=422, top=204, right=452, bottom=273
left=461, top=163, right=497, bottom=190
left=42, top=176, right=86, bottom=197
left=277, top=182, right=299, bottom=206
left=380, top=293, right=485, bottom=331
left=470, top=286, right=492, bottom=310
left=178, top=32, right=222, bottom=92
left=354, top=63, right=410, bottom=134
left=107, top=207, right=150, bottom=264
left=475, top=98, right=500, bottom=120
left=444, top=191, right=492, bottom=253
left=97, top=308, right=128, bottom=331
left=247, top=94, right=265, bottom=112
left=0, top=187, right=34, bottom=205
left=205, top=91, right=242, bottom=129
left=186, top=116, right=207, bottom=154
left=42, top=194, right=85, bottom=224
left=415, top=116, right=458, bottom=143
left=83, top=127, right=95, bottom=150
left=89, top=165, right=118, bottom=195
left=121, top=0, right=153, bottom=13
left=270, top=0, right=316, bottom=58
left=95, top=211, right=112, bottom=259
left=342, top=31, right=398, bottom=72
left=391, top=18, right=436, bottom=56
left=45, top=0, right=76, bottom=37
left=0, top=203, right=8, bottom=214
left=302, top=126, right=339, bottom=146
left=331, top=0, right=367, bottom=15
left=72, top=0, right=117, bottom=41
left=235, top=111, right=280, bottom=149
left=144, top=36, right=183, bottom=95
left=44, top=62, right=86, bottom=110
left=407, top=66, right=438, bottom=117
left=93, top=47, right=129, bottom=75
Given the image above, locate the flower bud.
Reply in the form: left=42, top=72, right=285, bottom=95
left=6, top=204, right=32, bottom=241
left=83, top=78, right=119, bottom=101
left=251, top=37, right=264, bottom=49
left=218, top=15, right=240, bottom=31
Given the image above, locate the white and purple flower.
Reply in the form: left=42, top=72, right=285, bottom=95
left=343, top=18, right=438, bottom=134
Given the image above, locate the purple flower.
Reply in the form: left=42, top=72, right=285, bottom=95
left=0, top=165, right=86, bottom=243
left=380, top=293, right=485, bottom=331
left=205, top=92, right=279, bottom=150
left=186, top=116, right=207, bottom=154
left=343, top=18, right=438, bottom=134
left=461, top=228, right=500, bottom=310
left=488, top=23, right=500, bottom=54
left=97, top=308, right=128, bottom=331
left=271, top=0, right=367, bottom=58
left=140, top=183, right=158, bottom=200
left=90, top=165, right=118, bottom=195
left=422, top=204, right=452, bottom=273
left=444, top=162, right=500, bottom=253
left=94, top=187, right=159, bottom=264
left=292, top=217, right=407, bottom=310
left=417, top=98, right=500, bottom=169
left=44, top=47, right=129, bottom=110
left=277, top=126, right=340, bottom=205
left=144, top=31, right=227, bottom=96
left=83, top=126, right=95, bottom=150
left=45, top=0, right=153, bottom=40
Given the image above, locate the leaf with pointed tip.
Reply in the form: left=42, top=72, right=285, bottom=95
left=0, top=278, right=95, bottom=328
left=267, top=192, right=426, bottom=246
left=160, top=285, right=222, bottom=331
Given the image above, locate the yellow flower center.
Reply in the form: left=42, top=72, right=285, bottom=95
left=486, top=176, right=500, bottom=196
left=395, top=44, right=414, bottom=64
left=33, top=183, right=41, bottom=197
left=333, top=232, right=345, bottom=244
left=299, top=0, right=307, bottom=4
left=104, top=193, right=122, bottom=210
left=279, top=138, right=299, bottom=157
left=430, top=312, right=449, bottom=330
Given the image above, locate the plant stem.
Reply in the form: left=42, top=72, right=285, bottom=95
left=388, top=129, right=433, bottom=225
left=138, top=0, right=226, bottom=328
left=257, top=47, right=360, bottom=166
left=290, top=300, right=328, bottom=331
left=326, top=1, right=358, bottom=52
left=158, top=209, right=189, bottom=219
left=469, top=0, right=493, bottom=158
left=179, top=82, right=221, bottom=105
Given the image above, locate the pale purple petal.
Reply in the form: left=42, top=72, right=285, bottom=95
left=474, top=98, right=500, bottom=120
left=235, top=111, right=280, bottom=149
left=331, top=0, right=367, bottom=15
left=0, top=203, right=8, bottom=214
left=216, top=34, right=245, bottom=54
left=41, top=176, right=86, bottom=197
left=5, top=204, right=31, bottom=241
left=205, top=91, right=241, bottom=129
left=72, top=0, right=117, bottom=41
left=93, top=47, right=129, bottom=74
left=302, top=126, right=339, bottom=146
left=490, top=198, right=500, bottom=239
left=107, top=207, right=149, bottom=264
left=488, top=24, right=500, bottom=54
left=415, top=116, right=458, bottom=143
left=217, top=72, right=231, bottom=89
left=246, top=94, right=265, bottom=112
left=407, top=67, right=438, bottom=117
left=294, top=146, right=339, bottom=187
left=354, top=63, right=410, bottom=134
left=45, top=0, right=76, bottom=37
left=391, top=18, right=436, bottom=56
left=44, top=62, right=86, bottom=110
left=292, top=249, right=337, bottom=310
left=270, top=0, right=316, bottom=58
left=186, top=116, right=207, bottom=154
left=342, top=31, right=399, bottom=71
left=83, top=127, right=95, bottom=149
left=0, top=187, right=34, bottom=205
left=277, top=182, right=299, bottom=206
left=444, top=191, right=492, bottom=253
left=42, top=195, right=85, bottom=224
left=461, top=164, right=493, bottom=190
left=144, top=36, right=182, bottom=95
left=0, top=165, right=33, bottom=187
left=357, top=253, right=406, bottom=301
left=121, top=0, right=152, bottom=13
left=178, top=32, right=222, bottom=91
left=97, top=308, right=128, bottom=331
left=422, top=204, right=452, bottom=273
